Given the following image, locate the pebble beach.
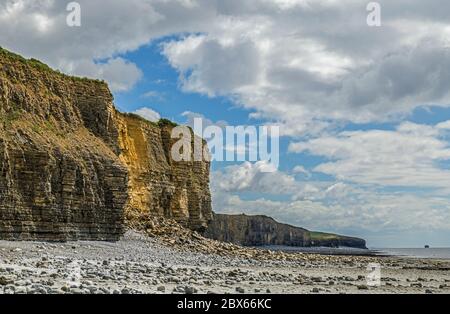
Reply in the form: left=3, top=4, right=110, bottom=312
left=0, top=231, right=449, bottom=294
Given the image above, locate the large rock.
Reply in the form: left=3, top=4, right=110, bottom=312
left=204, top=214, right=367, bottom=249
left=0, top=48, right=212, bottom=241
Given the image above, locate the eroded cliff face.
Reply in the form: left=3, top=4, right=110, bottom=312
left=117, top=115, right=212, bottom=231
left=204, top=214, right=310, bottom=246
left=204, top=214, right=367, bottom=249
left=0, top=48, right=212, bottom=240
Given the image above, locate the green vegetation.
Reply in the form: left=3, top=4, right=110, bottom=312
left=44, top=120, right=66, bottom=138
left=44, top=120, right=57, bottom=133
left=0, top=46, right=28, bottom=63
left=0, top=109, right=22, bottom=127
left=0, top=46, right=106, bottom=85
left=122, top=112, right=158, bottom=126
left=70, top=76, right=106, bottom=84
left=158, top=118, right=178, bottom=128
left=29, top=119, right=66, bottom=138
left=31, top=120, right=67, bottom=138
left=31, top=123, right=42, bottom=134
left=28, top=58, right=52, bottom=72
left=309, top=231, right=341, bottom=241
left=122, top=113, right=181, bottom=129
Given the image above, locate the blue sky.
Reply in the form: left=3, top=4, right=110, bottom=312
left=2, top=0, right=450, bottom=247
left=113, top=41, right=450, bottom=248
left=114, top=39, right=248, bottom=125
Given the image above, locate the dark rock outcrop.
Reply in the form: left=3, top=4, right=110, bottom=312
left=204, top=214, right=367, bottom=249
left=204, top=213, right=310, bottom=246
left=0, top=48, right=212, bottom=241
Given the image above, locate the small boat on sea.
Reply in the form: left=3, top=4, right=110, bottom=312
left=424, top=245, right=430, bottom=249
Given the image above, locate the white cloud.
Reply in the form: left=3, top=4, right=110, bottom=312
left=3, top=0, right=450, bottom=245
left=293, top=165, right=310, bottom=177
left=212, top=161, right=322, bottom=198
left=182, top=111, right=228, bottom=128
left=70, top=58, right=143, bottom=92
left=209, top=118, right=450, bottom=245
left=141, top=90, right=165, bottom=101
left=163, top=35, right=263, bottom=97
left=212, top=187, right=450, bottom=247
left=213, top=161, right=295, bottom=194
left=159, top=1, right=450, bottom=136
left=3, top=1, right=450, bottom=126
left=437, top=120, right=450, bottom=130
left=0, top=0, right=163, bottom=91
left=181, top=111, right=228, bottom=138
left=133, top=107, right=161, bottom=122
left=289, top=121, right=450, bottom=188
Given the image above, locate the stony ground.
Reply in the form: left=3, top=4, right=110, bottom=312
left=0, top=230, right=449, bottom=294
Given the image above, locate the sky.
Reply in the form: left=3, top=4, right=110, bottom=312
left=1, top=0, right=450, bottom=247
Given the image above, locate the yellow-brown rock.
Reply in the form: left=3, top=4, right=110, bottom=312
left=0, top=48, right=212, bottom=241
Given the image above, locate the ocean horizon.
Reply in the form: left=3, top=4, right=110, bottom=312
left=261, top=245, right=450, bottom=259
left=373, top=248, right=450, bottom=260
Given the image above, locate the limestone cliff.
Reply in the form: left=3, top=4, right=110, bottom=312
left=117, top=115, right=212, bottom=231
left=204, top=214, right=367, bottom=249
left=0, top=48, right=211, bottom=241
left=0, top=48, right=364, bottom=248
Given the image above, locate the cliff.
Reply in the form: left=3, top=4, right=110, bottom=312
left=204, top=214, right=367, bottom=249
left=0, top=48, right=211, bottom=241
left=117, top=115, right=212, bottom=231
left=0, top=48, right=365, bottom=249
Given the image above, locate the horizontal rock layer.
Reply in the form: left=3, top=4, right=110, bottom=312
left=118, top=115, right=212, bottom=231
left=0, top=48, right=212, bottom=241
left=204, top=214, right=367, bottom=249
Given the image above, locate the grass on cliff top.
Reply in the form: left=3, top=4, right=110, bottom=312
left=309, top=231, right=341, bottom=241
left=122, top=113, right=179, bottom=128
left=158, top=118, right=178, bottom=128
left=123, top=112, right=158, bottom=126
left=0, top=46, right=106, bottom=85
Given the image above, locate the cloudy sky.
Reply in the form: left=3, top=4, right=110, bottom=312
left=1, top=0, right=450, bottom=247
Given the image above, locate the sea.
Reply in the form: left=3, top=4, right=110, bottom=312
left=374, top=248, right=450, bottom=260
left=262, top=246, right=450, bottom=259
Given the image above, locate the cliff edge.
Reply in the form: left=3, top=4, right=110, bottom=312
left=0, top=48, right=211, bottom=241
left=0, top=48, right=366, bottom=250
left=204, top=214, right=367, bottom=249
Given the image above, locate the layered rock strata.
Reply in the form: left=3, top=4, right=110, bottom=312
left=0, top=48, right=211, bottom=241
left=204, top=214, right=367, bottom=249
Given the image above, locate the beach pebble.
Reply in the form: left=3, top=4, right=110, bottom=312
left=0, top=229, right=448, bottom=295
left=357, top=285, right=368, bottom=290
left=184, top=286, right=197, bottom=294
left=157, top=286, right=165, bottom=292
